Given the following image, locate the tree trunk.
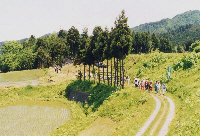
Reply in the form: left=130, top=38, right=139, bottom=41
left=117, top=58, right=118, bottom=86
left=103, top=64, right=104, bottom=83
left=93, top=64, right=95, bottom=83
left=84, top=64, right=85, bottom=81
left=120, top=59, right=121, bottom=86
left=89, top=65, right=90, bottom=81
left=110, top=58, right=112, bottom=86
left=114, top=57, right=116, bottom=87
left=98, top=62, right=100, bottom=84
left=122, top=58, right=124, bottom=89
left=107, top=59, right=109, bottom=85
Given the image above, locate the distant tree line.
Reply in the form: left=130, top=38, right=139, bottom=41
left=132, top=31, right=172, bottom=53
left=157, top=24, right=200, bottom=52
left=0, top=10, right=171, bottom=73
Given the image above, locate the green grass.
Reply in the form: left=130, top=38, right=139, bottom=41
left=3, top=51, right=200, bottom=135
left=50, top=85, right=156, bottom=135
left=0, top=69, right=47, bottom=82
left=124, top=52, right=200, bottom=135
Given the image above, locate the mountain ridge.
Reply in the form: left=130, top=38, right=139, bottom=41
left=131, top=10, right=200, bottom=33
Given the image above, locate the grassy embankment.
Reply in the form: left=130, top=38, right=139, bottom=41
left=0, top=63, right=155, bottom=135
left=124, top=52, right=200, bottom=135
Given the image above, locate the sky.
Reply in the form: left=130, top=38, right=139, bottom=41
left=1, top=0, right=200, bottom=42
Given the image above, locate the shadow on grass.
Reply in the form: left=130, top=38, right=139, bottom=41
left=65, top=80, right=117, bottom=114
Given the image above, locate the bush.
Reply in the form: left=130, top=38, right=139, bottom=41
left=173, top=53, right=199, bottom=70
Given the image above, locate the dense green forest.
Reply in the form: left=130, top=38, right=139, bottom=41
left=132, top=10, right=200, bottom=34
left=157, top=24, right=200, bottom=52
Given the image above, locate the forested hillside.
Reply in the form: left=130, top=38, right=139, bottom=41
left=132, top=10, right=200, bottom=34
left=157, top=24, right=200, bottom=51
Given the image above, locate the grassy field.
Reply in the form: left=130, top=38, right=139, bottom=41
left=0, top=63, right=156, bottom=135
left=1, top=52, right=199, bottom=135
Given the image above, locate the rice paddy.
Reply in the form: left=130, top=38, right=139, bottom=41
left=0, top=101, right=69, bottom=136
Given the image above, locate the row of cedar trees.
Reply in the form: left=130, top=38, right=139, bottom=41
left=1, top=10, right=170, bottom=87
left=75, top=10, right=132, bottom=88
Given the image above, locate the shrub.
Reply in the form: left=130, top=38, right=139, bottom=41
left=173, top=53, right=199, bottom=70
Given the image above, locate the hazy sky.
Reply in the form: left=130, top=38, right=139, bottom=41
left=1, top=0, right=200, bottom=41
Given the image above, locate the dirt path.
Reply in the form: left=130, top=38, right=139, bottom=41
left=136, top=94, right=175, bottom=136
left=158, top=96, right=175, bottom=136
left=136, top=95, right=161, bottom=136
left=149, top=95, right=168, bottom=135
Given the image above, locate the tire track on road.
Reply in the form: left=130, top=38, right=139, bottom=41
left=158, top=96, right=175, bottom=136
left=136, top=95, right=161, bottom=136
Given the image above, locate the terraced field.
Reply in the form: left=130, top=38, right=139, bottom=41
left=0, top=101, right=69, bottom=135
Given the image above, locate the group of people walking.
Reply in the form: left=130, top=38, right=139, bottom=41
left=54, top=65, right=61, bottom=73
left=133, top=77, right=167, bottom=95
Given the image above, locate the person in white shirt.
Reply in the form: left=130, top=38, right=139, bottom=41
left=157, top=81, right=161, bottom=94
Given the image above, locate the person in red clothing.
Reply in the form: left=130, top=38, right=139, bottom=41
left=141, top=78, right=145, bottom=91
left=145, top=78, right=149, bottom=91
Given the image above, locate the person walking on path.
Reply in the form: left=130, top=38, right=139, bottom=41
left=157, top=81, right=161, bottom=94
left=145, top=78, right=149, bottom=91
left=141, top=78, right=145, bottom=91
left=133, top=77, right=135, bottom=86
left=155, top=81, right=158, bottom=93
left=162, top=82, right=167, bottom=95
left=127, top=76, right=130, bottom=85
left=149, top=81, right=153, bottom=93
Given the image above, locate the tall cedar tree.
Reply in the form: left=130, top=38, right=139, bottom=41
left=111, top=10, right=132, bottom=87
left=92, top=26, right=103, bottom=83
left=102, top=27, right=111, bottom=85
left=77, top=27, right=90, bottom=80
left=151, top=33, right=160, bottom=51
left=111, top=10, right=132, bottom=59
left=67, top=26, right=80, bottom=60
left=160, top=38, right=172, bottom=53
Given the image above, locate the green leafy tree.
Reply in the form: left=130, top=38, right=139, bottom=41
left=0, top=41, right=23, bottom=72
left=111, top=10, right=132, bottom=59
left=92, top=26, right=104, bottom=62
left=35, top=37, right=51, bottom=68
left=189, top=40, right=200, bottom=53
left=1, top=41, right=23, bottom=54
left=67, top=26, right=80, bottom=60
left=58, top=30, right=67, bottom=39
left=151, top=33, right=160, bottom=51
left=160, top=38, right=172, bottom=53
